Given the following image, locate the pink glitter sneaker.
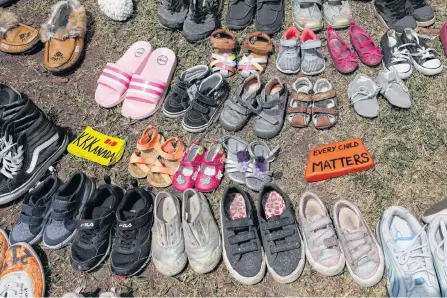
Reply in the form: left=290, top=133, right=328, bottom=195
left=195, top=142, right=226, bottom=193
left=326, top=25, right=358, bottom=74
left=349, top=20, right=383, bottom=66
left=172, top=143, right=205, bottom=192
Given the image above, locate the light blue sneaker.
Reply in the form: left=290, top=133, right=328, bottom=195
left=377, top=206, right=440, bottom=297
left=428, top=214, right=447, bottom=297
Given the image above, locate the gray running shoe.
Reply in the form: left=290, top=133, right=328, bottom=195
left=152, top=191, right=187, bottom=276
left=333, top=200, right=384, bottom=287
left=322, top=0, right=352, bottom=29
left=157, top=0, right=189, bottom=29
left=300, top=29, right=325, bottom=75
left=292, top=0, right=323, bottom=31
left=182, top=0, right=219, bottom=43
left=276, top=27, right=301, bottom=74
left=182, top=189, right=222, bottom=274
left=298, top=192, right=345, bottom=276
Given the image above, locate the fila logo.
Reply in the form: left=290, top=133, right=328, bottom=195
left=119, top=223, right=132, bottom=228
left=81, top=222, right=94, bottom=227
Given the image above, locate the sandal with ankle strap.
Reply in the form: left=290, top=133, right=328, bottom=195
left=147, top=137, right=185, bottom=188
left=237, top=31, right=273, bottom=78
left=311, top=78, right=338, bottom=130
left=287, top=77, right=313, bottom=128
left=210, top=29, right=237, bottom=78
left=245, top=141, right=279, bottom=192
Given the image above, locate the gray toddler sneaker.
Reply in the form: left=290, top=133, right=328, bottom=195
left=157, top=0, right=189, bottom=29
left=219, top=73, right=262, bottom=131
left=300, top=29, right=325, bottom=75
left=276, top=27, right=301, bottom=74
left=253, top=77, right=288, bottom=139
left=182, top=189, right=222, bottom=274
left=376, top=69, right=412, bottom=109
left=293, top=0, right=323, bottom=31
left=152, top=191, right=187, bottom=276
left=322, top=0, right=352, bottom=29
left=333, top=200, right=384, bottom=287
left=182, top=0, right=219, bottom=43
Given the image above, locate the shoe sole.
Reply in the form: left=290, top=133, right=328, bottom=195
left=416, top=18, right=435, bottom=27
left=153, top=252, right=188, bottom=276
left=383, top=61, right=413, bottom=80
left=219, top=200, right=266, bottom=285
left=162, top=107, right=186, bottom=119
left=0, top=134, right=69, bottom=205
left=113, top=253, right=152, bottom=277
left=189, top=240, right=222, bottom=274
left=411, top=58, right=443, bottom=76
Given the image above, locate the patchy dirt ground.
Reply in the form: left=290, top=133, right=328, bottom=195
left=0, top=0, right=447, bottom=296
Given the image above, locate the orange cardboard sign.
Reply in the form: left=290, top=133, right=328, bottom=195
left=305, top=138, right=374, bottom=182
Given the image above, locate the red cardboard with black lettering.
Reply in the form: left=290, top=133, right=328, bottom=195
left=305, top=138, right=374, bottom=182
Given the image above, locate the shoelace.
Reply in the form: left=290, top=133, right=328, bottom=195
left=383, top=73, right=408, bottom=95
left=1, top=141, right=24, bottom=179
left=387, top=0, right=408, bottom=19
left=161, top=0, right=185, bottom=12
left=117, top=229, right=137, bottom=249
left=393, top=229, right=432, bottom=291
left=391, top=45, right=411, bottom=64
left=80, top=229, right=98, bottom=245
left=343, top=229, right=373, bottom=267
left=436, top=219, right=447, bottom=262
left=410, top=45, right=436, bottom=60
left=350, top=85, right=380, bottom=105
left=190, top=0, right=211, bottom=23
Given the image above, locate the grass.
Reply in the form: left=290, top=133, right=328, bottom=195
left=0, top=0, right=447, bottom=296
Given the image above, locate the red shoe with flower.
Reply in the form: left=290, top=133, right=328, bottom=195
left=349, top=20, right=383, bottom=66
left=195, top=142, right=226, bottom=193
left=172, top=143, right=205, bottom=192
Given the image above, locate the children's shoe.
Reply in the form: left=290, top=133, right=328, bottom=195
left=380, top=29, right=413, bottom=79
left=111, top=185, right=154, bottom=277
left=298, top=192, right=345, bottom=276
left=163, top=65, right=210, bottom=118
left=182, top=73, right=229, bottom=133
left=182, top=0, right=219, bottom=43
left=333, top=200, right=384, bottom=287
left=245, top=141, right=279, bottom=192
left=226, top=0, right=256, bottom=30
left=152, top=192, right=187, bottom=276
left=300, top=29, right=325, bottom=75
left=223, top=136, right=250, bottom=184
left=195, top=142, right=225, bottom=193
left=348, top=74, right=380, bottom=118
left=441, top=21, right=447, bottom=57
left=238, top=32, right=273, bottom=78
left=172, top=143, right=206, bottom=192
left=258, top=184, right=305, bottom=284
left=10, top=175, right=61, bottom=245
left=219, top=73, right=262, bottom=131
left=0, top=243, right=45, bottom=297
left=422, top=199, right=447, bottom=224
left=326, top=26, right=358, bottom=74
left=376, top=69, right=412, bottom=109
left=0, top=229, right=7, bottom=270
left=287, top=77, right=313, bottom=127
left=292, top=0, right=323, bottom=31
left=406, top=0, right=435, bottom=27
left=377, top=206, right=441, bottom=297
left=253, top=77, right=288, bottom=139
left=276, top=27, right=301, bottom=74
left=157, top=0, right=189, bottom=29
left=210, top=29, right=237, bottom=77
left=311, top=78, right=337, bottom=129
left=255, top=0, right=284, bottom=35
left=401, top=28, right=443, bottom=76
left=70, top=181, right=124, bottom=272
left=374, top=0, right=417, bottom=33
left=427, top=215, right=447, bottom=297
left=322, top=0, right=352, bottom=29
left=349, top=20, right=383, bottom=66
left=43, top=172, right=96, bottom=249
left=182, top=189, right=221, bottom=273
left=220, top=185, right=266, bottom=285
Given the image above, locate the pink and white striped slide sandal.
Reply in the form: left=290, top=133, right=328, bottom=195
left=95, top=41, right=153, bottom=108
left=121, top=48, right=177, bottom=120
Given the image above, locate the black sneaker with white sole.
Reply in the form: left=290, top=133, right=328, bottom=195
left=0, top=111, right=68, bottom=205
left=374, top=0, right=416, bottom=33
left=406, top=0, right=435, bottom=27
left=163, top=65, right=210, bottom=118
left=401, top=28, right=443, bottom=76
left=182, top=73, right=229, bottom=133
left=111, top=185, right=154, bottom=276
left=9, top=175, right=61, bottom=245
left=42, top=172, right=96, bottom=249
left=71, top=181, right=124, bottom=272
left=380, top=29, right=413, bottom=80
left=220, top=185, right=266, bottom=285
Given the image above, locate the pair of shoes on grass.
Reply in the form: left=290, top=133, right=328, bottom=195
left=0, top=0, right=87, bottom=73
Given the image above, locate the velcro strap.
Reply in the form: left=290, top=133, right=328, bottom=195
left=262, top=218, right=293, bottom=230
left=287, top=106, right=311, bottom=114
left=19, top=213, right=42, bottom=225
left=280, top=39, right=299, bottom=47
left=21, top=204, right=44, bottom=215
left=291, top=93, right=312, bottom=101
left=231, top=242, right=258, bottom=255
left=75, top=218, right=102, bottom=230
left=308, top=216, right=332, bottom=232
left=312, top=90, right=336, bottom=102
left=226, top=218, right=254, bottom=229
left=172, top=83, right=187, bottom=96
left=196, top=91, right=218, bottom=106
left=345, top=231, right=367, bottom=241
left=312, top=107, right=337, bottom=115
left=50, top=210, right=74, bottom=220
left=50, top=199, right=75, bottom=211
left=201, top=157, right=223, bottom=166
left=298, top=0, right=322, bottom=4
left=271, top=241, right=300, bottom=254
left=117, top=212, right=150, bottom=230
left=301, top=39, right=322, bottom=50
left=226, top=99, right=249, bottom=115
left=264, top=229, right=295, bottom=242
left=229, top=231, right=256, bottom=245
left=190, top=100, right=209, bottom=114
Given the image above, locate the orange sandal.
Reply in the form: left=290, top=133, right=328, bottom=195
left=147, top=137, right=185, bottom=188
left=210, top=29, right=237, bottom=78
left=237, top=32, right=273, bottom=78
left=128, top=126, right=166, bottom=178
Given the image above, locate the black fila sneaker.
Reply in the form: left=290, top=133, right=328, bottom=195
left=0, top=111, right=68, bottom=205
left=111, top=183, right=154, bottom=276
left=70, top=179, right=124, bottom=272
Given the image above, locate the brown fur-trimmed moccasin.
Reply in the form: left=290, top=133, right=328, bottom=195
left=40, top=0, right=87, bottom=73
left=0, top=8, right=40, bottom=54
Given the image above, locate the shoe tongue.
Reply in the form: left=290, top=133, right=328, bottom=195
left=0, top=88, right=19, bottom=106
left=121, top=210, right=140, bottom=221
left=264, top=191, right=286, bottom=220
left=92, top=206, right=112, bottom=219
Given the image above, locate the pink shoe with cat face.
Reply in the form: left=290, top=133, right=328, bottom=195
left=172, top=143, right=205, bottom=192
left=195, top=142, right=226, bottom=193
